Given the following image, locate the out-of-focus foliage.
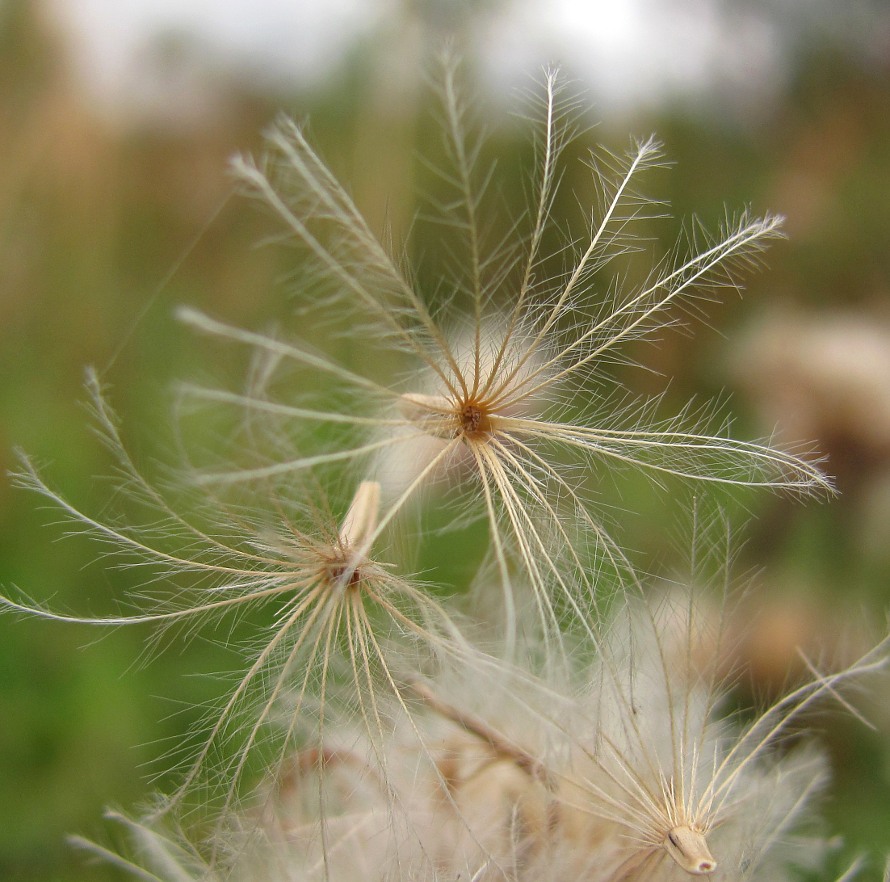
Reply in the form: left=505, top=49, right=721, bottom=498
left=0, top=1, right=888, bottom=879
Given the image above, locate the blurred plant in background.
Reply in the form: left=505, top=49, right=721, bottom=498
left=1, top=0, right=889, bottom=880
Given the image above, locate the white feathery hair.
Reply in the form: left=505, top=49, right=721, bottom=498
left=0, top=370, right=477, bottom=817
left=2, top=55, right=875, bottom=882
left=176, top=55, right=833, bottom=654
left=69, top=806, right=470, bottom=882
left=333, top=587, right=886, bottom=882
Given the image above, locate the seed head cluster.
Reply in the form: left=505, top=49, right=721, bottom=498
left=1, top=56, right=884, bottom=882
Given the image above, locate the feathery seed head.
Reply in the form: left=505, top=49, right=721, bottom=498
left=179, top=61, right=834, bottom=649
left=0, top=377, right=476, bottom=813
left=357, top=588, right=886, bottom=882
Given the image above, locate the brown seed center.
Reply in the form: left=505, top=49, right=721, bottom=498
left=325, top=560, right=363, bottom=591
left=460, top=403, right=489, bottom=437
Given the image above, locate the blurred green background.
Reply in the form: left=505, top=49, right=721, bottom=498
left=1, top=0, right=889, bottom=878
